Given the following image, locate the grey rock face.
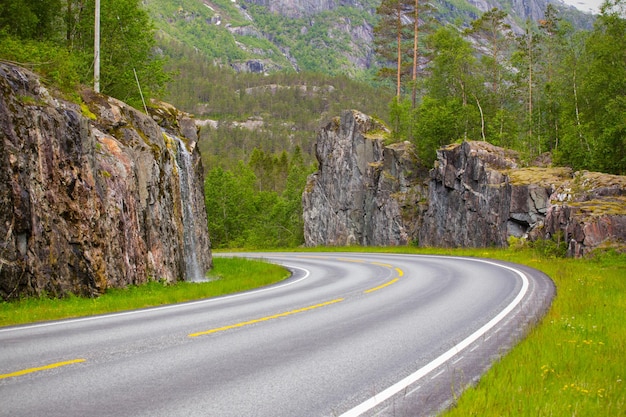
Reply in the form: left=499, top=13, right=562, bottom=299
left=303, top=115, right=625, bottom=255
left=420, top=141, right=626, bottom=255
left=419, top=141, right=518, bottom=247
left=302, top=110, right=427, bottom=246
left=0, top=63, right=212, bottom=300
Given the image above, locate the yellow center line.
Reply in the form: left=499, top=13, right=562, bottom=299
left=363, top=267, right=404, bottom=294
left=364, top=278, right=400, bottom=294
left=0, top=359, right=86, bottom=380
left=337, top=258, right=365, bottom=263
left=188, top=298, right=345, bottom=338
left=371, top=262, right=393, bottom=268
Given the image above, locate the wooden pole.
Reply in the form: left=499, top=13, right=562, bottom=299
left=94, top=0, right=100, bottom=93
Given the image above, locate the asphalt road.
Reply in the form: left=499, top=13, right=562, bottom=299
left=0, top=253, right=554, bottom=417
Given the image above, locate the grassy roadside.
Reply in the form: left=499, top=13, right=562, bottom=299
left=0, top=257, right=290, bottom=327
left=437, top=249, right=626, bottom=416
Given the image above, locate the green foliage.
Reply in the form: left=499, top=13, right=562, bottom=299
left=145, top=0, right=378, bottom=76
left=204, top=150, right=313, bottom=249
left=570, top=0, right=626, bottom=174
left=388, top=97, right=413, bottom=140
left=383, top=5, right=625, bottom=174
left=0, top=0, right=62, bottom=41
left=0, top=0, right=168, bottom=109
left=71, top=0, right=169, bottom=108
left=415, top=96, right=467, bottom=162
left=244, top=4, right=376, bottom=76
left=159, top=38, right=392, bottom=122
left=508, top=232, right=568, bottom=258
left=0, top=31, right=81, bottom=92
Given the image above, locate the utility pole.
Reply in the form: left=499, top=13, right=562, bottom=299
left=94, top=0, right=100, bottom=93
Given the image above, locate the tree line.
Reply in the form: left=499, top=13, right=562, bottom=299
left=0, top=0, right=168, bottom=108
left=374, top=0, right=625, bottom=174
left=203, top=147, right=313, bottom=248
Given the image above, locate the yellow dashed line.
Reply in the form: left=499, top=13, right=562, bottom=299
left=0, top=359, right=86, bottom=380
left=364, top=278, right=400, bottom=294
left=188, top=298, right=345, bottom=338
left=363, top=267, right=404, bottom=294
left=337, top=258, right=366, bottom=263
left=189, top=259, right=405, bottom=338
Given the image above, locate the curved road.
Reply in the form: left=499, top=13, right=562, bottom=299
left=0, top=253, right=554, bottom=417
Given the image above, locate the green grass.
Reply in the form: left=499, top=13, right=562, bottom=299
left=0, top=257, right=289, bottom=327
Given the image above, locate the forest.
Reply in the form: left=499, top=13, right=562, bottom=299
left=1, top=0, right=624, bottom=249
left=374, top=0, right=625, bottom=175
left=0, top=0, right=169, bottom=108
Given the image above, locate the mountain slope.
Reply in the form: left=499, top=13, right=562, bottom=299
left=145, top=0, right=594, bottom=76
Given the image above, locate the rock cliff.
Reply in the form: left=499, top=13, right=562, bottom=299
left=420, top=141, right=626, bottom=255
left=419, top=141, right=518, bottom=248
left=0, top=63, right=212, bottom=300
left=302, top=110, right=428, bottom=246
left=304, top=113, right=626, bottom=256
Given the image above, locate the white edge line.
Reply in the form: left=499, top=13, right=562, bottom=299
left=339, top=258, right=529, bottom=417
left=0, top=264, right=310, bottom=333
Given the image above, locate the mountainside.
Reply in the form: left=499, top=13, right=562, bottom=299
left=145, top=0, right=594, bottom=76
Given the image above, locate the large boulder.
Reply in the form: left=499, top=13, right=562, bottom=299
left=0, top=63, right=212, bottom=300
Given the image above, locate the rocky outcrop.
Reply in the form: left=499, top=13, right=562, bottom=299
left=302, top=110, right=428, bottom=246
left=420, top=141, right=626, bottom=255
left=0, top=63, right=212, bottom=300
left=303, top=112, right=625, bottom=255
left=419, top=141, right=519, bottom=247
left=542, top=171, right=626, bottom=256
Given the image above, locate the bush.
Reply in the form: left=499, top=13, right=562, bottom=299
left=0, top=31, right=82, bottom=92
